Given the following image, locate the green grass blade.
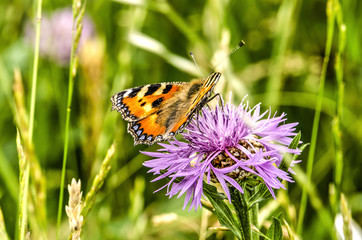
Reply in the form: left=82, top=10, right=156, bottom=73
left=332, top=0, right=346, bottom=192
left=57, top=1, right=87, bottom=238
left=297, top=0, right=336, bottom=234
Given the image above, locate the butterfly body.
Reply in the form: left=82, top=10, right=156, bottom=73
left=111, top=72, right=221, bottom=145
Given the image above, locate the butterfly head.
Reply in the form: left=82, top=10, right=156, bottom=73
left=203, top=72, right=222, bottom=89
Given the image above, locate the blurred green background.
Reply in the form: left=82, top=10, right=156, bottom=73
left=0, top=0, right=361, bottom=239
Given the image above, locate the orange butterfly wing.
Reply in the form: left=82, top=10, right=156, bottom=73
left=111, top=83, right=185, bottom=121
left=111, top=82, right=187, bottom=144
left=111, top=72, right=222, bottom=145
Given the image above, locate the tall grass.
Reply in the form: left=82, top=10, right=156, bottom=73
left=297, top=0, right=336, bottom=234
left=0, top=0, right=361, bottom=239
left=56, top=1, right=86, bottom=238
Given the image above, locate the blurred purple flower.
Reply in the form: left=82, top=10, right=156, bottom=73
left=142, top=99, right=301, bottom=210
left=25, top=7, right=95, bottom=65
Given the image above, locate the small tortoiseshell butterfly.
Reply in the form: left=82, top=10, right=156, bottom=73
left=111, top=72, right=222, bottom=145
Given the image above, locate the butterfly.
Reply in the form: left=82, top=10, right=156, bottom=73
left=111, top=72, right=222, bottom=145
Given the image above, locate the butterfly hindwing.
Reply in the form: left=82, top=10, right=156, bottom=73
left=128, top=113, right=166, bottom=144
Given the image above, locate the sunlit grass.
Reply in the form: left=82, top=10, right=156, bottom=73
left=0, top=0, right=361, bottom=239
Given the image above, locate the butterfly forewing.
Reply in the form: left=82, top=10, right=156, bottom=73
left=111, top=72, right=222, bottom=145
left=111, top=82, right=187, bottom=122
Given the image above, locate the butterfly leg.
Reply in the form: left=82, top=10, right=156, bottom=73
left=193, top=108, right=204, bottom=131
left=206, top=93, right=224, bottom=110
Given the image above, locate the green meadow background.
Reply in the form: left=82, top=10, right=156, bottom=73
left=0, top=0, right=361, bottom=239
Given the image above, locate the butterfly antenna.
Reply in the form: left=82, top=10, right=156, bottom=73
left=190, top=51, right=203, bottom=76
left=229, top=40, right=246, bottom=56
left=210, top=40, right=246, bottom=73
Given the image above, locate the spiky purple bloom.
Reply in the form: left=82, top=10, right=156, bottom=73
left=143, top=100, right=301, bottom=210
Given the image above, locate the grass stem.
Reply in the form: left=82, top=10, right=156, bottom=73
left=297, top=0, right=336, bottom=234
left=57, top=1, right=86, bottom=238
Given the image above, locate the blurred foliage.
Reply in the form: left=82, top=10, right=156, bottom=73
left=0, top=0, right=361, bottom=239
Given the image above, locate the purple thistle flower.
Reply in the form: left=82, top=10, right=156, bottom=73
left=142, top=99, right=301, bottom=211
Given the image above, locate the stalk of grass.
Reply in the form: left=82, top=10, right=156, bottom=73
left=13, top=69, right=47, bottom=239
left=17, top=130, right=30, bottom=240
left=14, top=0, right=43, bottom=235
left=30, top=0, right=48, bottom=233
left=332, top=0, right=346, bottom=192
left=57, top=0, right=86, bottom=238
left=81, top=142, right=116, bottom=227
left=13, top=68, right=29, bottom=240
left=297, top=0, right=336, bottom=234
left=28, top=0, right=42, bottom=142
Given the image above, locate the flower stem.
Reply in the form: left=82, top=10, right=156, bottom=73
left=231, top=187, right=251, bottom=240
left=250, top=202, right=259, bottom=240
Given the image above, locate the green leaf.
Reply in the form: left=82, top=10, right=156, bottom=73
left=203, top=183, right=243, bottom=240
left=279, top=132, right=301, bottom=172
left=248, top=184, right=272, bottom=208
left=266, top=217, right=283, bottom=240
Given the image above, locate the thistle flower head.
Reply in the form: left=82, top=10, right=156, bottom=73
left=143, top=99, right=301, bottom=210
